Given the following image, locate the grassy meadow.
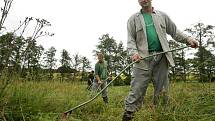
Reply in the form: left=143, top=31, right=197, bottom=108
left=1, top=81, right=215, bottom=121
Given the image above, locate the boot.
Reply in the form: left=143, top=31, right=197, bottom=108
left=102, top=96, right=108, bottom=103
left=122, top=111, right=134, bottom=121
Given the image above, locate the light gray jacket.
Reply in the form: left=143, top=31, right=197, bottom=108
left=127, top=10, right=189, bottom=69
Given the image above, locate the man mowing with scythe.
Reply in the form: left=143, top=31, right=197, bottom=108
left=92, top=52, right=109, bottom=103
left=122, top=0, right=198, bottom=120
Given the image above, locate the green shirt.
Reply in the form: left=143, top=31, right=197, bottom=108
left=95, top=61, right=108, bottom=80
left=142, top=11, right=163, bottom=52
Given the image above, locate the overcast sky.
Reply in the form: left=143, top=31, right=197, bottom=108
left=3, top=0, right=215, bottom=67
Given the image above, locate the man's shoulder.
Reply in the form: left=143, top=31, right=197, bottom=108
left=128, top=12, right=140, bottom=20
left=95, top=62, right=100, bottom=67
left=154, top=10, right=168, bottom=16
left=104, top=61, right=108, bottom=65
left=95, top=61, right=107, bottom=66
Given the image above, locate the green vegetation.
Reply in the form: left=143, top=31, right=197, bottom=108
left=0, top=1, right=215, bottom=121
left=1, top=81, right=215, bottom=121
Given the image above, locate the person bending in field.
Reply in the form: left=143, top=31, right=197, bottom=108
left=87, top=70, right=94, bottom=90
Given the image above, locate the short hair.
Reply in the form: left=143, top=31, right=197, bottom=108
left=97, top=52, right=104, bottom=58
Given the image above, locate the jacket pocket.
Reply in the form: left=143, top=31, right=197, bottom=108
left=136, top=24, right=143, bottom=32
left=160, top=23, right=166, bottom=29
left=160, top=23, right=166, bottom=33
left=135, top=24, right=144, bottom=44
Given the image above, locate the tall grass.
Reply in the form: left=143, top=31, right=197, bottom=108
left=1, top=81, right=215, bottom=121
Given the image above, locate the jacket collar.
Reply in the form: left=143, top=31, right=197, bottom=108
left=136, top=7, right=157, bottom=16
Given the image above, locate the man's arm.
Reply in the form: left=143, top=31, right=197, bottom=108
left=163, top=12, right=198, bottom=48
left=95, top=75, right=102, bottom=85
left=127, top=16, right=141, bottom=61
left=162, top=12, right=187, bottom=43
left=95, top=64, right=102, bottom=84
left=127, top=16, right=138, bottom=56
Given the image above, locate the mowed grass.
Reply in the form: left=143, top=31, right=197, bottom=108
left=1, top=81, right=215, bottom=121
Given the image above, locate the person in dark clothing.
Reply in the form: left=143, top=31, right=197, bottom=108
left=87, top=70, right=94, bottom=90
